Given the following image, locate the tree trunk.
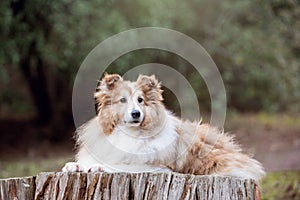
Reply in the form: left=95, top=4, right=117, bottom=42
left=0, top=176, right=36, bottom=200
left=20, top=45, right=53, bottom=124
left=0, top=172, right=261, bottom=200
left=11, top=0, right=54, bottom=124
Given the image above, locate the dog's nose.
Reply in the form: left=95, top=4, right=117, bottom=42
left=131, top=110, right=141, bottom=119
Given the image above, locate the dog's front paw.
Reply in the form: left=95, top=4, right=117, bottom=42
left=157, top=167, right=172, bottom=173
left=62, top=162, right=86, bottom=172
left=153, top=165, right=173, bottom=173
left=87, top=164, right=104, bottom=173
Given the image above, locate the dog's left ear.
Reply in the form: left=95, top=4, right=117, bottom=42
left=137, top=75, right=163, bottom=102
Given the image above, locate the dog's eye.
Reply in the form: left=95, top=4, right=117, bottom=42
left=137, top=97, right=143, bottom=103
left=120, top=97, right=127, bottom=103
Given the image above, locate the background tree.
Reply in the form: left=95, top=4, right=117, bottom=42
left=0, top=0, right=299, bottom=132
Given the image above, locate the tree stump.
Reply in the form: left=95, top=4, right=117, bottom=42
left=0, top=172, right=260, bottom=200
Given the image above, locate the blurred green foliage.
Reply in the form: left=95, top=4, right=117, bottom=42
left=0, top=0, right=299, bottom=118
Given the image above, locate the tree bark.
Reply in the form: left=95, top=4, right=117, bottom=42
left=20, top=51, right=53, bottom=124
left=0, top=172, right=260, bottom=200
left=0, top=176, right=36, bottom=200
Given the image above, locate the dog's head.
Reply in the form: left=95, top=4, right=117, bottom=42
left=94, top=73, right=165, bottom=135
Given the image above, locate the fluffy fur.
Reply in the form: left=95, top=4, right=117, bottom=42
left=63, top=73, right=265, bottom=183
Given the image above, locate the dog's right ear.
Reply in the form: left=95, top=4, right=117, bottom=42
left=95, top=73, right=123, bottom=97
left=94, top=73, right=122, bottom=113
left=99, top=73, right=123, bottom=91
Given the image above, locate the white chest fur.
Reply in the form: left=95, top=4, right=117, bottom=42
left=76, top=114, right=178, bottom=169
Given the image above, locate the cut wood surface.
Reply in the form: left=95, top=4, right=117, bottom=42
left=0, top=172, right=259, bottom=200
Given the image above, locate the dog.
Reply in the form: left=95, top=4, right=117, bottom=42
left=63, top=73, right=265, bottom=183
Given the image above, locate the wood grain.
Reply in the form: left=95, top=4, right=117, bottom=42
left=0, top=172, right=259, bottom=200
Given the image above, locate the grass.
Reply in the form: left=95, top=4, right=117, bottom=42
left=226, top=112, right=300, bottom=129
left=261, top=171, right=300, bottom=200
left=0, top=156, right=72, bottom=179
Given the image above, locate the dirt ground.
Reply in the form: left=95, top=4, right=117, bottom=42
left=225, top=113, right=300, bottom=172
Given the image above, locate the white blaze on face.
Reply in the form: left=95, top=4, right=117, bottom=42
left=124, top=86, right=144, bottom=126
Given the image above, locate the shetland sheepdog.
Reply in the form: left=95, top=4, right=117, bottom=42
left=63, top=73, right=265, bottom=183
